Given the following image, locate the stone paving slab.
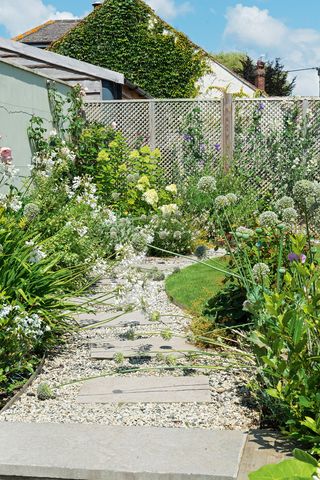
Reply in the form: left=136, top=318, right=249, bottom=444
left=90, top=336, right=199, bottom=359
left=0, top=422, right=247, bottom=479
left=77, top=375, right=211, bottom=404
left=75, top=310, right=153, bottom=328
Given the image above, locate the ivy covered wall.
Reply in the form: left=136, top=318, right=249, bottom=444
left=50, top=0, right=208, bottom=98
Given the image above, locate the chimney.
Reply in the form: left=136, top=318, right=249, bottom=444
left=92, top=1, right=102, bottom=9
left=255, top=60, right=266, bottom=91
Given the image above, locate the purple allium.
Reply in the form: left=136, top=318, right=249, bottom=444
left=257, top=102, right=265, bottom=112
left=200, top=143, right=206, bottom=152
left=214, top=143, right=221, bottom=152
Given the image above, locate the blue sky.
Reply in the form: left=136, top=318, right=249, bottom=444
left=1, top=0, right=320, bottom=95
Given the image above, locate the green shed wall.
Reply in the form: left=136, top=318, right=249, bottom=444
left=0, top=60, right=71, bottom=184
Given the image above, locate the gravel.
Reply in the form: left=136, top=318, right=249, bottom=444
left=1, top=252, right=259, bottom=430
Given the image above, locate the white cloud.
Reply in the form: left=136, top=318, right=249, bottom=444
left=224, top=4, right=320, bottom=96
left=146, top=0, right=192, bottom=18
left=0, top=0, right=78, bottom=37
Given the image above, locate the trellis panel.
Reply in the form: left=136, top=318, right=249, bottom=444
left=85, top=99, right=222, bottom=179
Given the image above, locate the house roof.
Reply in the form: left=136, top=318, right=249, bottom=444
left=13, top=20, right=80, bottom=46
left=0, top=37, right=124, bottom=85
left=48, top=0, right=257, bottom=95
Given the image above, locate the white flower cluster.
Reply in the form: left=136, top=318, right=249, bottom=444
left=26, top=240, right=47, bottom=264
left=65, top=175, right=99, bottom=210
left=0, top=304, right=45, bottom=338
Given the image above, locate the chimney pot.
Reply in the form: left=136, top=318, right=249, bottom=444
left=255, top=60, right=266, bottom=92
left=92, top=1, right=102, bottom=9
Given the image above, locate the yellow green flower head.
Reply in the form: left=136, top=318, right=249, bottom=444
left=165, top=184, right=178, bottom=195
left=142, top=189, right=159, bottom=206
left=129, top=150, right=140, bottom=159
left=140, top=145, right=151, bottom=155
left=97, top=150, right=110, bottom=162
left=159, top=203, right=178, bottom=216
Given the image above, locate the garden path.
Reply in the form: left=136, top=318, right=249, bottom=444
left=0, top=254, right=289, bottom=479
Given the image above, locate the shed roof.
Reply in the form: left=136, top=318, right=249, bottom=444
left=0, top=37, right=124, bottom=85
left=13, top=20, right=80, bottom=45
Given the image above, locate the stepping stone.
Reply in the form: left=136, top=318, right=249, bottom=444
left=0, top=422, right=247, bottom=479
left=90, top=336, right=199, bottom=359
left=75, top=310, right=153, bottom=328
left=76, top=375, right=211, bottom=404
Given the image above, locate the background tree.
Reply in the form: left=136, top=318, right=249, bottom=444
left=214, top=52, right=295, bottom=96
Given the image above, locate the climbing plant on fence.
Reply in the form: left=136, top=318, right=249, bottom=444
left=50, top=0, right=208, bottom=98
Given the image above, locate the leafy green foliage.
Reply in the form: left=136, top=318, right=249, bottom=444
left=50, top=0, right=207, bottom=98
left=213, top=51, right=247, bottom=73
left=249, top=449, right=318, bottom=479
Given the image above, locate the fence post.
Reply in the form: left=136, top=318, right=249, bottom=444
left=222, top=93, right=234, bottom=171
left=302, top=98, right=309, bottom=136
left=149, top=100, right=156, bottom=150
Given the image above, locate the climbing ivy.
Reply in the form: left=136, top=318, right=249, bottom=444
left=49, top=0, right=208, bottom=98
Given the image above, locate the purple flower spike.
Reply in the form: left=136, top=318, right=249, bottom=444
left=288, top=252, right=299, bottom=262
left=183, top=134, right=193, bottom=142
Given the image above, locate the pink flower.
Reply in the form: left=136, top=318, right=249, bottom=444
left=0, top=147, right=12, bottom=165
left=300, top=254, right=307, bottom=264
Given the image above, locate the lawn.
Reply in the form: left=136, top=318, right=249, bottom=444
left=165, top=257, right=227, bottom=316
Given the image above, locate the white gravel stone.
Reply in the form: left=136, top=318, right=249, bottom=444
left=0, top=253, right=259, bottom=431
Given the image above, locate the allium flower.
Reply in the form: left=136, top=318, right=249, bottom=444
left=293, top=180, right=318, bottom=209
left=226, top=193, right=238, bottom=205
left=142, top=189, right=159, bottom=206
left=257, top=102, right=265, bottom=112
left=252, top=263, right=270, bottom=283
left=275, top=196, right=295, bottom=212
left=214, top=143, right=221, bottom=152
left=23, top=203, right=40, bottom=221
left=214, top=195, right=230, bottom=209
left=197, top=176, right=217, bottom=194
left=173, top=230, right=182, bottom=240
left=258, top=211, right=279, bottom=227
left=282, top=207, right=298, bottom=224
left=159, top=230, right=168, bottom=239
left=165, top=184, right=177, bottom=195
left=159, top=203, right=178, bottom=216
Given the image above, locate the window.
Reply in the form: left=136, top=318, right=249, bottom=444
left=102, top=80, right=122, bottom=100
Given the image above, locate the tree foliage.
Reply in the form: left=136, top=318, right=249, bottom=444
left=215, top=52, right=296, bottom=96
left=50, top=0, right=208, bottom=98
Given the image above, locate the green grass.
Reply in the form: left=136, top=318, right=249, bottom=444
left=165, top=257, right=227, bottom=316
